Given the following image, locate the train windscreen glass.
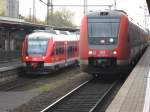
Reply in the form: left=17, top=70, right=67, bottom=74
left=27, top=38, right=48, bottom=56
left=88, top=18, right=120, bottom=45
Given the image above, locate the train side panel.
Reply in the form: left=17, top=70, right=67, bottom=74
left=79, top=16, right=89, bottom=60
left=22, top=31, right=79, bottom=74
left=116, top=15, right=130, bottom=63
left=22, top=37, right=27, bottom=63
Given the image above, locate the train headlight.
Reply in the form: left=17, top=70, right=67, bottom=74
left=42, top=56, right=45, bottom=60
left=88, top=50, right=93, bottom=55
left=113, top=51, right=117, bottom=55
left=100, top=39, right=105, bottom=44
left=25, top=56, right=29, bottom=60
left=109, top=38, right=114, bottom=43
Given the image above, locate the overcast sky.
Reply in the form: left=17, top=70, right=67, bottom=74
left=19, top=0, right=149, bottom=28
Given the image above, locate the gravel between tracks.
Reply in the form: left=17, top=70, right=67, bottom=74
left=10, top=68, right=92, bottom=112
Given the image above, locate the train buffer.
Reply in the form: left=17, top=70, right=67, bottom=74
left=106, top=46, right=150, bottom=112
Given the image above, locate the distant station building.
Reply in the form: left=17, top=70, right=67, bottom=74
left=0, top=0, right=19, bottom=18
left=0, top=0, right=7, bottom=16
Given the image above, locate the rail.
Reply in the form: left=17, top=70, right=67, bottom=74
left=41, top=79, right=117, bottom=112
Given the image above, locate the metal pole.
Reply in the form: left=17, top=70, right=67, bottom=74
left=86, top=0, right=87, bottom=14
left=47, top=0, right=50, bottom=25
left=84, top=0, right=87, bottom=15
left=33, top=0, right=36, bottom=23
left=84, top=0, right=85, bottom=15
left=114, top=0, right=117, bottom=10
left=29, top=8, right=31, bottom=22
left=50, top=0, right=53, bottom=25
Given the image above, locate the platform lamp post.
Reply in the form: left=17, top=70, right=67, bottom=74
left=39, top=0, right=51, bottom=25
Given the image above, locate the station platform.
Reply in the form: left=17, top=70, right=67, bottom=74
left=106, top=46, right=150, bottom=112
left=0, top=60, right=22, bottom=72
left=0, top=59, right=22, bottom=85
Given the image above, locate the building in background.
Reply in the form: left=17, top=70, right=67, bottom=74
left=7, top=0, right=19, bottom=18
left=0, top=0, right=7, bottom=16
left=0, top=0, right=19, bottom=18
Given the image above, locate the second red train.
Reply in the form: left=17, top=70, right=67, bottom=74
left=22, top=30, right=79, bottom=74
left=79, top=10, right=149, bottom=76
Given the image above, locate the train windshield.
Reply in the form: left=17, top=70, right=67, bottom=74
left=27, top=38, right=48, bottom=56
left=88, top=18, right=120, bottom=38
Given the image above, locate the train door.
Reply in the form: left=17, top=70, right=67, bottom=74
left=55, top=43, right=59, bottom=62
left=58, top=42, right=65, bottom=62
left=64, top=41, right=68, bottom=66
left=51, top=43, right=56, bottom=63
left=61, top=42, right=65, bottom=62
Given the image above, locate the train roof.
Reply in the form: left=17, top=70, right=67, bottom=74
left=27, top=31, right=79, bottom=41
left=87, top=10, right=127, bottom=18
left=27, top=32, right=54, bottom=39
left=87, top=10, right=147, bottom=32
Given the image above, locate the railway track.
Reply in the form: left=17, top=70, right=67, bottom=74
left=0, top=66, right=80, bottom=91
left=0, top=76, right=47, bottom=91
left=41, top=79, right=117, bottom=112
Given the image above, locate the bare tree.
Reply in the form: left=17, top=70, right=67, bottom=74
left=24, top=15, right=46, bottom=25
left=0, top=11, right=5, bottom=16
left=48, top=8, right=75, bottom=27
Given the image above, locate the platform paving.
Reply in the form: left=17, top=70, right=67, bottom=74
left=0, top=91, right=39, bottom=112
left=106, top=46, right=150, bottom=112
left=0, top=61, right=22, bottom=72
left=0, top=60, right=22, bottom=85
left=0, top=60, right=21, bottom=68
left=0, top=60, right=37, bottom=112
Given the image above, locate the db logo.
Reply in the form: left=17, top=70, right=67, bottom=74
left=99, top=51, right=106, bottom=55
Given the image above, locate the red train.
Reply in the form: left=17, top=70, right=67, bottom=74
left=79, top=10, right=149, bottom=76
left=22, top=30, right=79, bottom=74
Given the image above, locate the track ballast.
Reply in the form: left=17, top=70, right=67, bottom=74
left=41, top=79, right=116, bottom=112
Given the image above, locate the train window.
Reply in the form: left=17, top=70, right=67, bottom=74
left=75, top=46, right=77, bottom=52
left=51, top=49, right=55, bottom=56
left=61, top=48, right=64, bottom=54
left=68, top=46, right=73, bottom=57
left=128, top=24, right=134, bottom=46
left=128, top=35, right=130, bottom=42
left=129, top=23, right=142, bottom=46
left=67, top=47, right=70, bottom=56
left=72, top=46, right=74, bottom=53
left=88, top=18, right=120, bottom=38
left=27, top=38, right=48, bottom=56
left=59, top=48, right=61, bottom=54
left=59, top=47, right=64, bottom=54
left=71, top=46, right=73, bottom=52
left=56, top=48, right=59, bottom=55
